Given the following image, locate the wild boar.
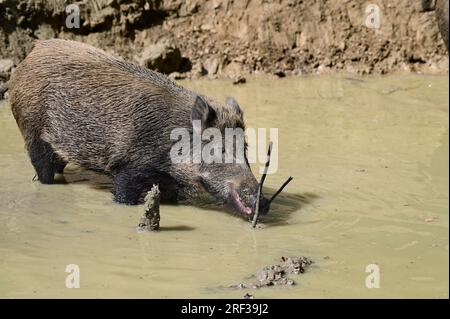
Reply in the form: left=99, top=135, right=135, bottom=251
left=9, top=39, right=270, bottom=217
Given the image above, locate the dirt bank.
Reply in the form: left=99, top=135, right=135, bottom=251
left=0, top=0, right=448, bottom=84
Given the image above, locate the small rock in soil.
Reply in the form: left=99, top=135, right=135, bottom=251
left=169, top=72, right=187, bottom=80
left=232, top=75, right=246, bottom=85
left=273, top=70, right=286, bottom=78
left=0, top=59, right=14, bottom=81
left=137, top=41, right=182, bottom=74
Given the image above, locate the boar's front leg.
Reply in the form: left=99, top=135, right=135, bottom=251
left=112, top=167, right=145, bottom=205
left=27, top=137, right=65, bottom=184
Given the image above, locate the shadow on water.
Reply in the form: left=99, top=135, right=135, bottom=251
left=159, top=225, right=196, bottom=231
left=258, top=187, right=319, bottom=227
left=64, top=167, right=113, bottom=190
left=61, top=166, right=317, bottom=227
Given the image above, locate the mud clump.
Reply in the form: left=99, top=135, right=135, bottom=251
left=0, top=0, right=448, bottom=87
left=256, top=265, right=295, bottom=287
left=137, top=185, right=160, bottom=232
left=231, top=256, right=313, bottom=289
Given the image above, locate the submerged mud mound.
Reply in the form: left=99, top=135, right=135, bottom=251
left=231, top=256, right=314, bottom=290
left=0, top=0, right=448, bottom=85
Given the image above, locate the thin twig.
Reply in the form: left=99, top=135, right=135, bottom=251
left=252, top=142, right=272, bottom=228
left=268, top=176, right=293, bottom=204
left=253, top=185, right=262, bottom=227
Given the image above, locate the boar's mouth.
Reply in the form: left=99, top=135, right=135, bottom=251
left=198, top=178, right=253, bottom=216
left=229, top=184, right=253, bottom=216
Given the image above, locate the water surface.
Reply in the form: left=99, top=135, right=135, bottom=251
left=0, top=74, right=448, bottom=298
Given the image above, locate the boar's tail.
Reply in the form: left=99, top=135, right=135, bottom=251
left=0, top=81, right=9, bottom=100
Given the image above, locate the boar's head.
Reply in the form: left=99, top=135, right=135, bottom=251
left=171, top=95, right=270, bottom=217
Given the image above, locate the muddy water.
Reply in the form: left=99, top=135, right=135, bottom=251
left=0, top=75, right=448, bottom=298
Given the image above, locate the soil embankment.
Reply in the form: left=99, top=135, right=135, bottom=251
left=0, top=0, right=448, bottom=85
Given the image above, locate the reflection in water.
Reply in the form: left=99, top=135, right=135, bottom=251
left=0, top=74, right=448, bottom=298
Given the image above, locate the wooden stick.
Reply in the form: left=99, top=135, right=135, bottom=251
left=252, top=142, right=273, bottom=228
left=252, top=186, right=262, bottom=228
left=268, top=176, right=293, bottom=204
left=259, top=142, right=272, bottom=188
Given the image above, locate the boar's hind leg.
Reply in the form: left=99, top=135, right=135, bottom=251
left=112, top=168, right=145, bottom=205
left=27, top=137, right=63, bottom=184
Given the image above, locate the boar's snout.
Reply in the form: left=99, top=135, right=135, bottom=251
left=228, top=181, right=270, bottom=217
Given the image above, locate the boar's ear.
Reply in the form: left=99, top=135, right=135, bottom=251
left=192, top=96, right=216, bottom=130
left=225, top=96, right=243, bottom=119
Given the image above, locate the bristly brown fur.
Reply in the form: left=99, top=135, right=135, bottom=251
left=9, top=39, right=264, bottom=213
